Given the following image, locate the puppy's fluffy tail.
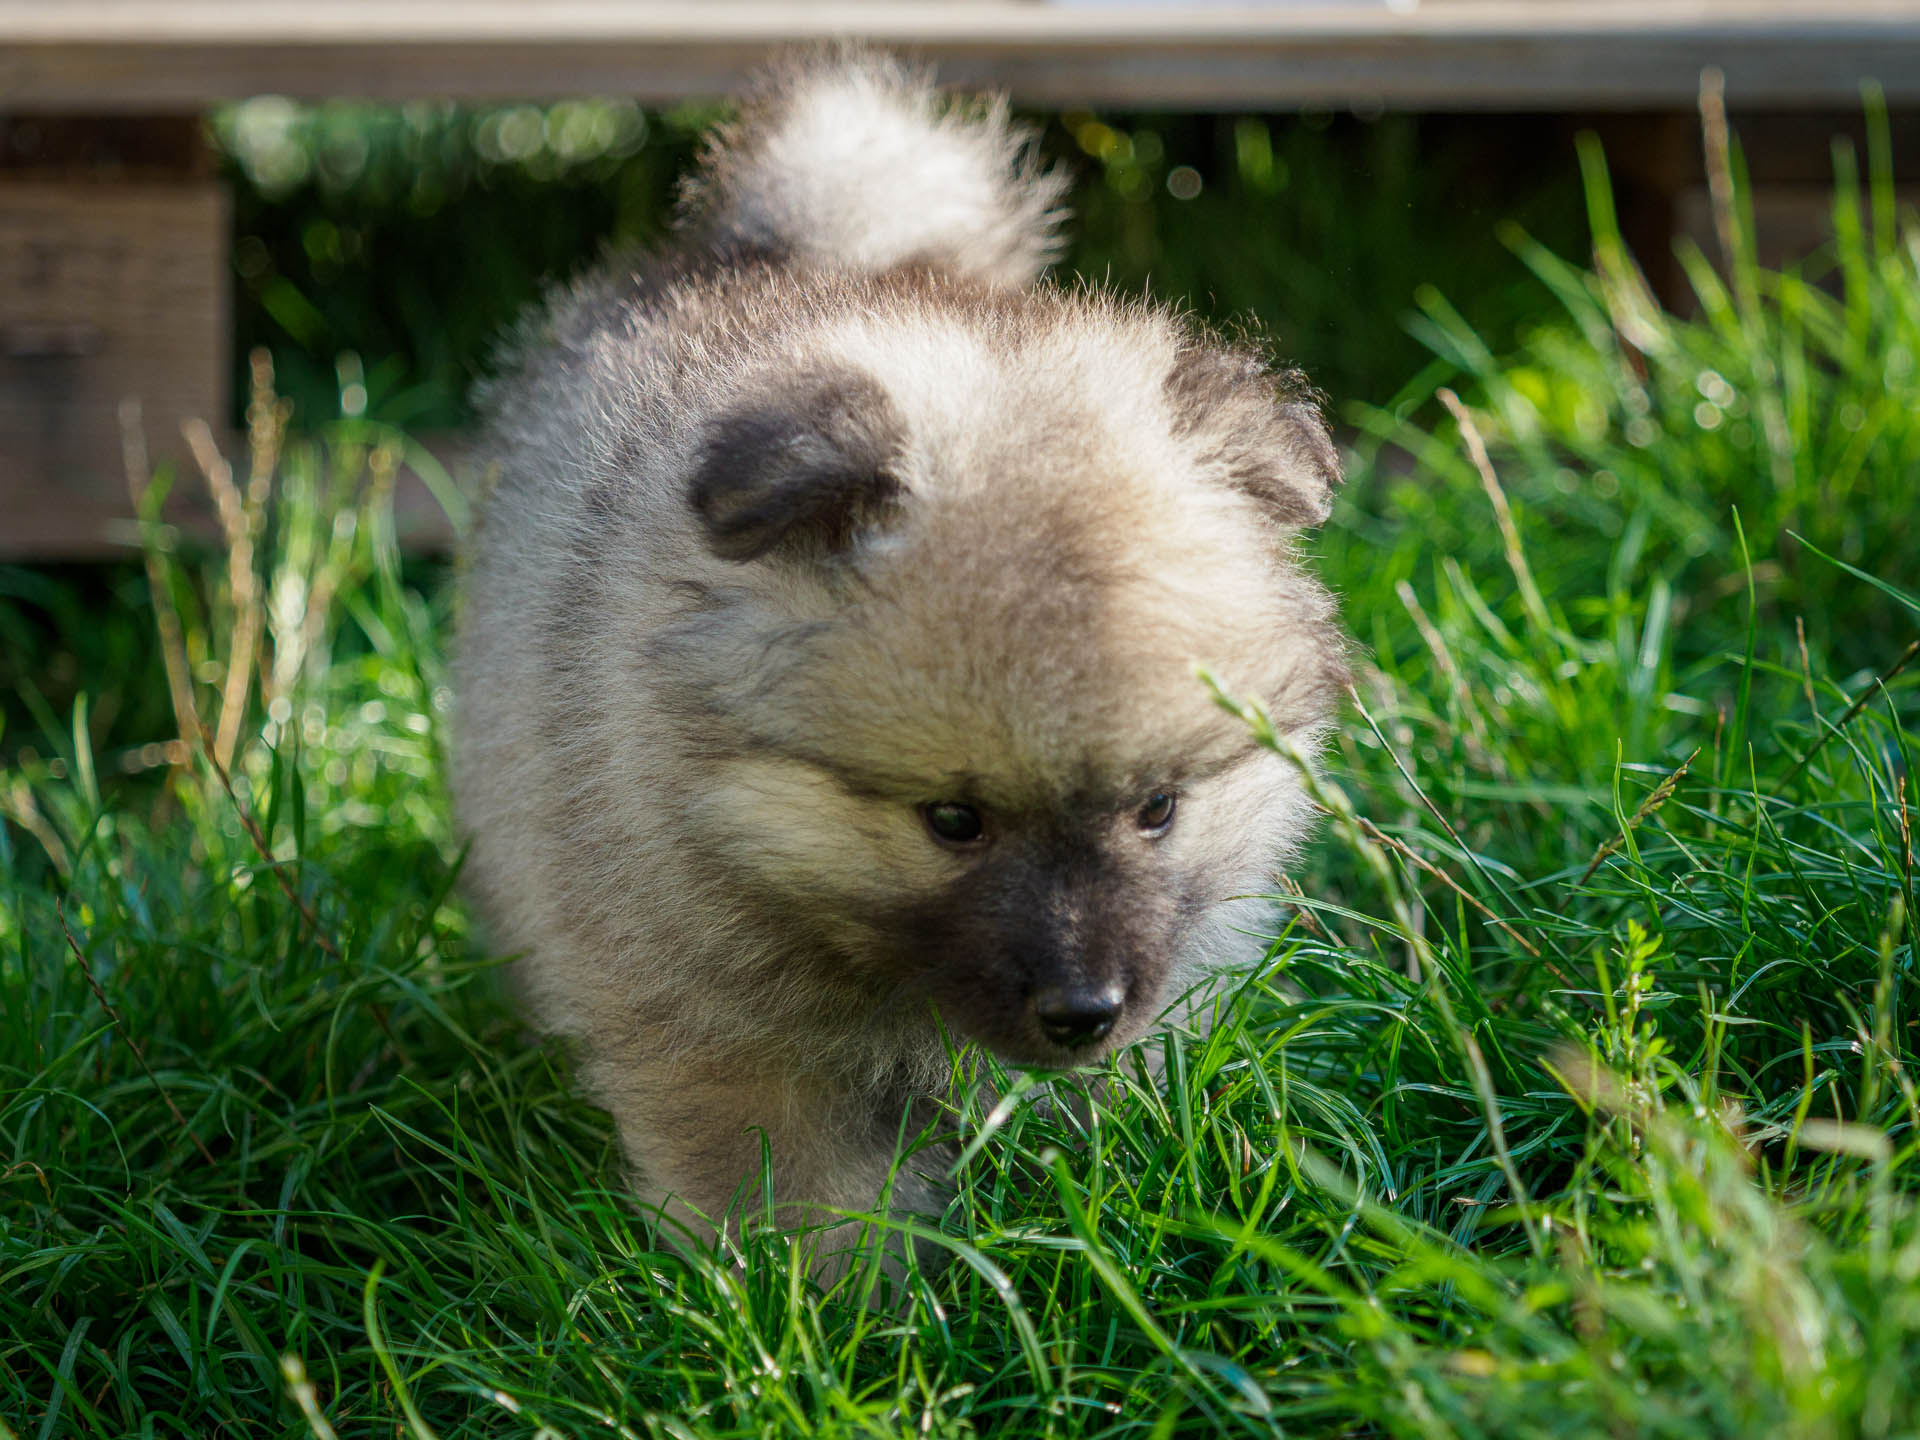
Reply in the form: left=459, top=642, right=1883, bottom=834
left=680, top=47, right=1069, bottom=288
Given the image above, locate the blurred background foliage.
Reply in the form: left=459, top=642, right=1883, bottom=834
left=209, top=95, right=1590, bottom=430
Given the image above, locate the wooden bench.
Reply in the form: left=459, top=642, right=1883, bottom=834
left=9, top=3, right=1920, bottom=111
left=5, top=0, right=1918, bottom=556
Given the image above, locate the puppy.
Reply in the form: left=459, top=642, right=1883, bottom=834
left=455, top=49, right=1348, bottom=1261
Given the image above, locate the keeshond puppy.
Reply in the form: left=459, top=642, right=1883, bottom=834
left=455, top=49, right=1348, bottom=1260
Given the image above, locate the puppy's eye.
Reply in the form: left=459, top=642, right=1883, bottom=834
left=1137, top=791, right=1176, bottom=836
left=923, top=802, right=986, bottom=846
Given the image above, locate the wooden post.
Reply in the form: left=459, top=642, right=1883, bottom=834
left=0, top=115, right=227, bottom=555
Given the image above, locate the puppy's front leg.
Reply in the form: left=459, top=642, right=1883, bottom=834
left=595, top=1052, right=954, bottom=1279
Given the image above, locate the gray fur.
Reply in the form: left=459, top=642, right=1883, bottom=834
left=455, top=48, right=1349, bottom=1264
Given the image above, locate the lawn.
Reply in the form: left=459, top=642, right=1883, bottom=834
left=3, top=102, right=1918, bottom=1438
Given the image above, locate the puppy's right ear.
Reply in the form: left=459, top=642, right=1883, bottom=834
left=1166, top=344, right=1341, bottom=530
left=690, top=371, right=904, bottom=561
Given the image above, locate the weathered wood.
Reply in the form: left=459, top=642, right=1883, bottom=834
left=2, top=1, right=1918, bottom=111
left=0, top=114, right=215, bottom=179
left=0, top=181, right=228, bottom=555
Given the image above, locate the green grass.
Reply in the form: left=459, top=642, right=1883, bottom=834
left=4, top=119, right=1919, bottom=1438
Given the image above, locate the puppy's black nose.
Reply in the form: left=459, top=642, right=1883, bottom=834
left=1033, top=984, right=1125, bottom=1049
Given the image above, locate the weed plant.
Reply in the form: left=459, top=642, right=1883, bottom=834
left=3, top=108, right=1918, bottom=1438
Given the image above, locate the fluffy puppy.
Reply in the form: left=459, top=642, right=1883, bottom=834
left=455, top=50, right=1348, bottom=1257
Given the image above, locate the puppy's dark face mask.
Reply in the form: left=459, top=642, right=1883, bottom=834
left=875, top=812, right=1196, bottom=1067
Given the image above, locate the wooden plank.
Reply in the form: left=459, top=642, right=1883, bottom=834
left=3, top=1, right=1919, bottom=110
left=0, top=181, right=229, bottom=556
left=0, top=115, right=214, bottom=179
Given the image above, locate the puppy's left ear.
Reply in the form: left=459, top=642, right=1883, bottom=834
left=1165, top=345, right=1341, bottom=529
left=690, top=369, right=905, bottom=562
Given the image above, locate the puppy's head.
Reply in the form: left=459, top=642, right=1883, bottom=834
left=668, top=300, right=1346, bottom=1065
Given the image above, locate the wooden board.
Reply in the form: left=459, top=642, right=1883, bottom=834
left=3, top=1, right=1919, bottom=111
left=0, top=181, right=228, bottom=555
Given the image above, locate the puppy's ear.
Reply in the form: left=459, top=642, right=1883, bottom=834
left=1165, top=345, right=1341, bottom=529
left=690, top=370, right=904, bottom=561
